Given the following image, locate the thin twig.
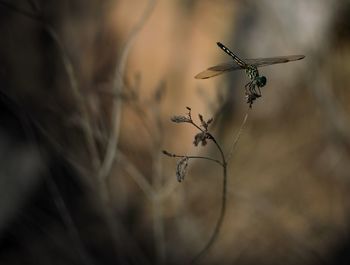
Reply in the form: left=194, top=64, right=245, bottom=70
left=227, top=111, right=249, bottom=162
left=163, top=151, right=223, bottom=167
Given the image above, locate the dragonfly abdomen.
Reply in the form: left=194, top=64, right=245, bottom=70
left=217, top=42, right=246, bottom=67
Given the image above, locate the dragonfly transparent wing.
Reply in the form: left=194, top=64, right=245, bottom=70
left=244, top=55, right=305, bottom=68
left=194, top=55, right=305, bottom=79
left=194, top=62, right=244, bottom=79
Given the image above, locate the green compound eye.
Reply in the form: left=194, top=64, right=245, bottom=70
left=257, top=76, right=267, bottom=87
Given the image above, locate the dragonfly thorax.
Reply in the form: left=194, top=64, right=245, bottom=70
left=246, top=66, right=266, bottom=88
left=246, top=65, right=259, bottom=80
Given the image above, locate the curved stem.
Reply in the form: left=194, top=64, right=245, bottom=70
left=209, top=134, right=226, bottom=166
left=191, top=134, right=227, bottom=264
left=191, top=163, right=227, bottom=264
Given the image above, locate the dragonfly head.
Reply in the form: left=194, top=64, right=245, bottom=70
left=256, top=76, right=267, bottom=87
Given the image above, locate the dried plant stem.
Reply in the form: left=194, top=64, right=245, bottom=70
left=192, top=112, right=250, bottom=263
left=165, top=109, right=228, bottom=263
left=190, top=134, right=227, bottom=264
left=166, top=108, right=248, bottom=264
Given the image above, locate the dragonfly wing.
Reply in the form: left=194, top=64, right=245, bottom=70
left=194, top=62, right=244, bottom=79
left=244, top=55, right=305, bottom=68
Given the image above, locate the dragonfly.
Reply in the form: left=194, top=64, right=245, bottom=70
left=195, top=42, right=305, bottom=107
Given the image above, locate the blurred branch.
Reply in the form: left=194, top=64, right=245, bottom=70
left=150, top=81, right=167, bottom=265
left=32, top=118, right=93, bottom=179
left=123, top=78, right=166, bottom=147
left=116, top=150, right=154, bottom=200
left=46, top=177, right=96, bottom=265
left=47, top=27, right=101, bottom=171
left=0, top=0, right=126, bottom=256
left=27, top=0, right=40, bottom=12
left=117, top=80, right=168, bottom=264
left=0, top=90, right=95, bottom=265
left=0, top=0, right=100, bottom=171
left=0, top=1, right=42, bottom=21
left=98, top=0, right=157, bottom=181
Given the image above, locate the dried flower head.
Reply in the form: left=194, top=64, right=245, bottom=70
left=198, top=114, right=213, bottom=131
left=171, top=115, right=191, bottom=123
left=176, top=157, right=189, bottom=182
left=162, top=150, right=174, bottom=157
left=193, top=132, right=210, bottom=146
left=206, top=118, right=213, bottom=125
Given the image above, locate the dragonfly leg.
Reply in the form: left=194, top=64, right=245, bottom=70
left=245, top=82, right=263, bottom=108
left=256, top=86, right=262, bottom=97
left=246, top=82, right=258, bottom=99
left=248, top=83, right=258, bottom=97
left=244, top=82, right=252, bottom=95
left=244, top=83, right=254, bottom=107
left=244, top=82, right=262, bottom=108
left=246, top=93, right=256, bottom=108
left=250, top=83, right=261, bottom=98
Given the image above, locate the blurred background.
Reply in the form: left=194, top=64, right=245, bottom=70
left=0, top=0, right=350, bottom=264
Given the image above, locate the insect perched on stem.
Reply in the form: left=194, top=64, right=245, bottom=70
left=195, top=42, right=305, bottom=107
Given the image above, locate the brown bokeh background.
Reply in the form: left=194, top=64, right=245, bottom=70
left=0, top=0, right=350, bottom=264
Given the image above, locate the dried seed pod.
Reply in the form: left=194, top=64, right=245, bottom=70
left=176, top=157, right=189, bottom=182
left=170, top=115, right=191, bottom=123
